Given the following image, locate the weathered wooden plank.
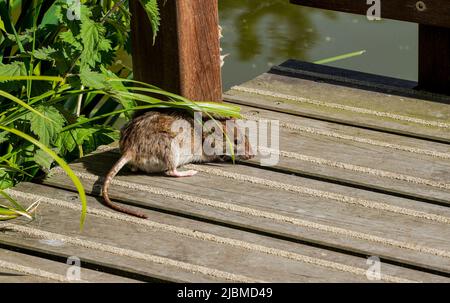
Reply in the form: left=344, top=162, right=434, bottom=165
left=130, top=0, right=222, bottom=102
left=224, top=71, right=450, bottom=143
left=418, top=25, right=450, bottom=94
left=41, top=151, right=450, bottom=277
left=0, top=268, right=56, bottom=283
left=10, top=182, right=450, bottom=282
left=238, top=103, right=450, bottom=157
left=270, top=60, right=450, bottom=104
left=0, top=235, right=191, bottom=283
left=2, top=184, right=424, bottom=283
left=238, top=105, right=450, bottom=204
left=0, top=248, right=137, bottom=283
left=290, top=0, right=450, bottom=29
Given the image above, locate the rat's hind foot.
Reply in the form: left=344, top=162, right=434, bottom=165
left=166, top=169, right=198, bottom=178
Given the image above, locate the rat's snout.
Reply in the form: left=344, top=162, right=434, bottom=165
left=234, top=134, right=256, bottom=160
left=222, top=120, right=257, bottom=161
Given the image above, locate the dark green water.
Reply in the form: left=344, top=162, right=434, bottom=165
left=219, top=0, right=418, bottom=90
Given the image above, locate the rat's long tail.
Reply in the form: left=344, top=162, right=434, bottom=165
left=102, top=151, right=148, bottom=219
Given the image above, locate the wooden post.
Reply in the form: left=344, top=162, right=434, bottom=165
left=129, top=0, right=222, bottom=102
left=418, top=25, right=450, bottom=94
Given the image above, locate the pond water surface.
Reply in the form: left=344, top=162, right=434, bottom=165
left=219, top=0, right=418, bottom=90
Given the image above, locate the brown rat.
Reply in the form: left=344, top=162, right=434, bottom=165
left=102, top=111, right=254, bottom=218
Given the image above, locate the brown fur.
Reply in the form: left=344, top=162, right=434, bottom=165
left=102, top=111, right=255, bottom=218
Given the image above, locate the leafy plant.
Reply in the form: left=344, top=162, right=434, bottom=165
left=0, top=0, right=241, bottom=227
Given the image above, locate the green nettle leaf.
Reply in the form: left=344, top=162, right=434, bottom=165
left=59, top=31, right=82, bottom=50
left=33, top=46, right=57, bottom=61
left=26, top=106, right=66, bottom=146
left=0, top=61, right=27, bottom=77
left=100, top=67, right=136, bottom=119
left=80, top=21, right=100, bottom=67
left=56, top=115, right=99, bottom=155
left=98, top=35, right=112, bottom=52
left=34, top=149, right=54, bottom=170
left=95, top=127, right=119, bottom=143
left=56, top=2, right=92, bottom=35
left=53, top=2, right=63, bottom=22
left=5, top=32, right=33, bottom=44
left=55, top=127, right=98, bottom=155
left=75, top=128, right=101, bottom=148
left=80, top=19, right=111, bottom=68
left=83, top=127, right=119, bottom=153
left=0, top=170, right=14, bottom=190
left=0, top=61, right=27, bottom=91
left=79, top=67, right=109, bottom=89
left=55, top=131, right=77, bottom=155
left=139, top=0, right=161, bottom=44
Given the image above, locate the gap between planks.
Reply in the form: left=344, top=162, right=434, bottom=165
left=256, top=147, right=450, bottom=191
left=0, top=239, right=174, bottom=282
left=45, top=168, right=450, bottom=258
left=225, top=94, right=450, bottom=145
left=185, top=165, right=450, bottom=225
left=232, top=86, right=450, bottom=129
left=99, top=142, right=450, bottom=196
left=239, top=159, right=450, bottom=208
left=2, top=222, right=262, bottom=283
left=0, top=259, right=83, bottom=282
left=242, top=114, right=450, bottom=160
left=5, top=189, right=417, bottom=283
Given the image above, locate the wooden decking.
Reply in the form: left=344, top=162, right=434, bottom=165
left=1, top=61, right=450, bottom=282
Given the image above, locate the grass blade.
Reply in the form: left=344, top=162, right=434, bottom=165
left=0, top=75, right=64, bottom=82
left=314, top=50, right=366, bottom=65
left=0, top=90, right=55, bottom=123
left=0, top=125, right=87, bottom=229
left=0, top=189, right=27, bottom=212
